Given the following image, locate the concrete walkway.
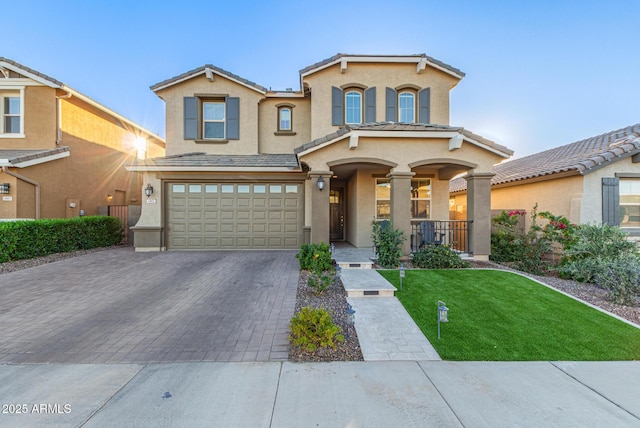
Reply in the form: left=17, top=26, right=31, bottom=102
left=1, top=360, right=638, bottom=427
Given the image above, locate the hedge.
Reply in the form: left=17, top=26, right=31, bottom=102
left=0, top=216, right=123, bottom=263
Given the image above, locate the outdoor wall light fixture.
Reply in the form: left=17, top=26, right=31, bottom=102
left=106, top=194, right=113, bottom=202
left=145, top=184, right=154, bottom=197
left=0, top=183, right=10, bottom=194
left=316, top=176, right=325, bottom=191
left=399, top=263, right=406, bottom=292
left=438, top=300, right=449, bottom=340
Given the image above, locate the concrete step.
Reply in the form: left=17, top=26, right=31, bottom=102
left=340, top=269, right=396, bottom=298
left=336, top=261, right=374, bottom=270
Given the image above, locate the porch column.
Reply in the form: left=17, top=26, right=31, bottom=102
left=388, top=171, right=415, bottom=255
left=465, top=172, right=494, bottom=260
left=309, top=171, right=332, bottom=244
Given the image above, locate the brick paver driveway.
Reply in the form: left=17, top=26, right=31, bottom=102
left=0, top=248, right=299, bottom=363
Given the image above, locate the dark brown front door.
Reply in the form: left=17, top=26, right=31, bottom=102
left=330, top=188, right=344, bottom=241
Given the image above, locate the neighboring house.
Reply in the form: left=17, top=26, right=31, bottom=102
left=450, top=123, right=640, bottom=236
left=129, top=54, right=513, bottom=259
left=0, top=57, right=165, bottom=222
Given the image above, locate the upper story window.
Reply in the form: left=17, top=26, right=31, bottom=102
left=0, top=91, right=22, bottom=136
left=344, top=90, right=362, bottom=124
left=279, top=107, right=291, bottom=131
left=398, top=91, right=415, bottom=123
left=203, top=101, right=225, bottom=139
left=183, top=96, right=239, bottom=141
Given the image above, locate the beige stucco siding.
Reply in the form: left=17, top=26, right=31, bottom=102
left=303, top=62, right=459, bottom=140
left=258, top=97, right=311, bottom=154
left=156, top=74, right=262, bottom=156
left=1, top=86, right=57, bottom=150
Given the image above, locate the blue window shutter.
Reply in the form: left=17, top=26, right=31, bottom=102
left=226, top=97, right=240, bottom=140
left=419, top=88, right=431, bottom=124
left=602, top=177, right=620, bottom=226
left=332, top=86, right=344, bottom=126
left=364, top=87, right=376, bottom=123
left=184, top=97, right=198, bottom=140
left=385, top=87, right=397, bottom=122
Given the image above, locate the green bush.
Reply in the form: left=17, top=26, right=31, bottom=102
left=372, top=221, right=405, bottom=268
left=307, top=272, right=333, bottom=293
left=289, top=306, right=344, bottom=351
left=0, top=216, right=123, bottom=263
left=296, top=242, right=332, bottom=271
left=594, top=256, right=640, bottom=305
left=412, top=244, right=470, bottom=269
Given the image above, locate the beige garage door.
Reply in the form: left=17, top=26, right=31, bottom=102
left=167, top=182, right=303, bottom=249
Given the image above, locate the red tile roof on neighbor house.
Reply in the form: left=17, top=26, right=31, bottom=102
left=450, top=123, right=640, bottom=193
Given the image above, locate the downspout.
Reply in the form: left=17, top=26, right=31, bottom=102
left=1, top=167, right=41, bottom=219
left=55, top=91, right=72, bottom=145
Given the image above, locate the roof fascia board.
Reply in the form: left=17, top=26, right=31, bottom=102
left=462, top=135, right=512, bottom=158
left=153, top=68, right=266, bottom=95
left=10, top=151, right=71, bottom=168
left=492, top=170, right=581, bottom=189
left=126, top=165, right=299, bottom=172
left=300, top=56, right=464, bottom=80
left=0, top=79, right=46, bottom=88
left=0, top=62, right=62, bottom=88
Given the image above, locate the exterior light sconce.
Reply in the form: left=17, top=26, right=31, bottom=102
left=399, top=264, right=406, bottom=292
left=437, top=300, right=449, bottom=340
left=106, top=194, right=113, bottom=202
left=0, top=183, right=10, bottom=194
left=145, top=184, right=154, bottom=197
left=316, top=176, right=325, bottom=191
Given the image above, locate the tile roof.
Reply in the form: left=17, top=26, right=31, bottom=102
left=294, top=122, right=513, bottom=156
left=0, top=147, right=70, bottom=165
left=0, top=57, right=63, bottom=87
left=150, top=64, right=268, bottom=93
left=143, top=153, right=300, bottom=169
left=299, top=53, right=466, bottom=78
left=450, top=123, right=640, bottom=192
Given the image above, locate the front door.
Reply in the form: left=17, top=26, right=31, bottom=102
left=330, top=187, right=344, bottom=241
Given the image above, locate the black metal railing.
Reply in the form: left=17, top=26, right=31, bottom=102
left=411, top=220, right=472, bottom=254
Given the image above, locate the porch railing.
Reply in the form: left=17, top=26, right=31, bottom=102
left=411, top=220, right=472, bottom=254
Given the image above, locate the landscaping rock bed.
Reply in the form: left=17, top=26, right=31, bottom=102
left=0, top=247, right=117, bottom=274
left=288, top=270, right=364, bottom=362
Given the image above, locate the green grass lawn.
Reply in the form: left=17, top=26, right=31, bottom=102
left=378, top=269, right=640, bottom=361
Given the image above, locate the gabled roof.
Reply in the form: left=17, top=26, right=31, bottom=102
left=150, top=64, right=268, bottom=94
left=0, top=57, right=63, bottom=87
left=0, top=147, right=70, bottom=168
left=299, top=53, right=466, bottom=80
left=294, top=122, right=513, bottom=158
left=450, top=123, right=640, bottom=192
left=0, top=58, right=164, bottom=146
left=127, top=153, right=300, bottom=172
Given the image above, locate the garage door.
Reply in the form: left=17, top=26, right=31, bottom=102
left=167, top=182, right=303, bottom=249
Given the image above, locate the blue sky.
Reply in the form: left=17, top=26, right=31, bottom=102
left=5, top=0, right=639, bottom=158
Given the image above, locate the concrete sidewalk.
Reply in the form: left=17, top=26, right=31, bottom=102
left=1, top=361, right=638, bottom=427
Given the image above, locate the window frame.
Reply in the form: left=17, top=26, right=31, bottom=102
left=202, top=100, right=226, bottom=140
left=410, top=178, right=431, bottom=220
left=374, top=178, right=391, bottom=220
left=0, top=88, right=24, bottom=137
left=398, top=91, right=416, bottom=123
left=619, top=179, right=640, bottom=228
left=344, top=89, right=363, bottom=125
left=275, top=103, right=296, bottom=134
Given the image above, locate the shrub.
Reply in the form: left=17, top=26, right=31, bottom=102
left=412, top=244, right=470, bottom=269
left=307, top=272, right=333, bottom=293
left=594, top=256, right=640, bottom=305
left=289, top=306, right=344, bottom=351
left=0, top=216, right=123, bottom=263
left=372, top=221, right=405, bottom=268
left=296, top=242, right=332, bottom=271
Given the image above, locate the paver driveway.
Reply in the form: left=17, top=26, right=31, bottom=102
left=0, top=248, right=299, bottom=363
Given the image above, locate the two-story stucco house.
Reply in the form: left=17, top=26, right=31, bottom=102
left=129, top=54, right=513, bottom=259
left=0, top=57, right=165, bottom=223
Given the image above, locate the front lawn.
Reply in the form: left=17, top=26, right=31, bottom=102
left=378, top=269, right=640, bottom=361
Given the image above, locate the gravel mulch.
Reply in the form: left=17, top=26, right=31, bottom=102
left=288, top=270, right=364, bottom=362
left=0, top=246, right=120, bottom=274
